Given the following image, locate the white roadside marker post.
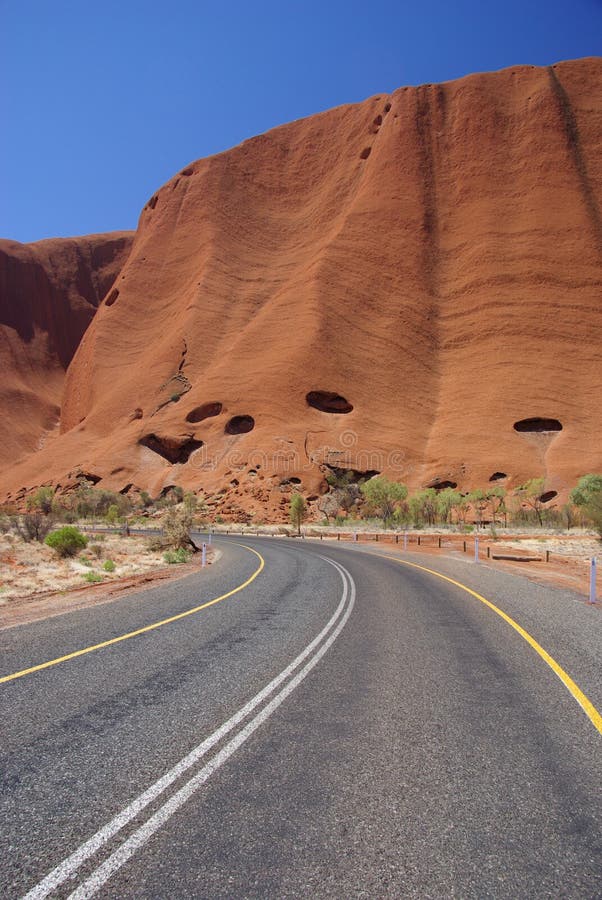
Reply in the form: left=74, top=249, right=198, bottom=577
left=202, top=542, right=207, bottom=568
left=208, top=531, right=212, bottom=546
left=474, top=536, right=479, bottom=563
left=590, top=558, right=597, bottom=604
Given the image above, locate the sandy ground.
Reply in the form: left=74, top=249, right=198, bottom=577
left=0, top=532, right=216, bottom=631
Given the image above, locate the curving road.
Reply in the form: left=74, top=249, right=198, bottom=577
left=0, top=537, right=600, bottom=899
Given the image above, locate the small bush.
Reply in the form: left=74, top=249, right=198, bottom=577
left=83, top=571, right=103, bottom=583
left=90, top=544, right=103, bottom=558
left=103, top=559, right=116, bottom=572
left=78, top=554, right=93, bottom=567
left=163, top=548, right=190, bottom=564
left=11, top=512, right=55, bottom=543
left=45, top=526, right=87, bottom=558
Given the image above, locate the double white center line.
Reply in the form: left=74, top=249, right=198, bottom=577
left=23, top=555, right=356, bottom=900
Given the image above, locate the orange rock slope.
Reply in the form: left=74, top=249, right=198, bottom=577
left=0, top=233, right=133, bottom=470
left=1, top=58, right=601, bottom=519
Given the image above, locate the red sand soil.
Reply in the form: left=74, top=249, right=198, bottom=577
left=1, top=58, right=601, bottom=521
left=0, top=550, right=216, bottom=632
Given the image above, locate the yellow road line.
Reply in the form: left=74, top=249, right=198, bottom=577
left=375, top=552, right=602, bottom=735
left=0, top=544, right=265, bottom=686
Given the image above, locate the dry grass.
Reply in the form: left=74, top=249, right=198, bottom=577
left=0, top=532, right=169, bottom=603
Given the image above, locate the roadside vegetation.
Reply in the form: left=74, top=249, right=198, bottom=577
left=0, top=483, right=210, bottom=602
left=313, top=473, right=602, bottom=536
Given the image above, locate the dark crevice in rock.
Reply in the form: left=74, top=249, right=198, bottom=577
left=77, top=472, right=101, bottom=485
left=307, top=391, right=353, bottom=414
left=514, top=418, right=562, bottom=433
left=139, top=433, right=203, bottom=464
left=105, top=288, right=119, bottom=307
left=429, top=480, right=457, bottom=491
left=186, top=401, right=223, bottom=424
left=489, top=472, right=507, bottom=481
left=359, top=147, right=372, bottom=160
left=225, top=415, right=255, bottom=435
left=539, top=490, right=558, bottom=503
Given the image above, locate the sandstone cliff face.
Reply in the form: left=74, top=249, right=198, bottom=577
left=1, top=58, right=600, bottom=518
left=0, top=233, right=133, bottom=470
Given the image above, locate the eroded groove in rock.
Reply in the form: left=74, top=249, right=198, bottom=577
left=539, top=490, right=558, bottom=503
left=225, top=415, right=255, bottom=435
left=186, top=402, right=223, bottom=423
left=139, top=433, right=203, bottom=464
left=306, top=391, right=353, bottom=414
left=514, top=418, right=563, bottom=433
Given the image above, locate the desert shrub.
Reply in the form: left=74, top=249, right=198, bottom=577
left=162, top=506, right=195, bottom=550
left=571, top=474, right=602, bottom=538
left=90, top=544, right=103, bottom=558
left=163, top=548, right=190, bottom=564
left=103, top=559, right=116, bottom=572
left=45, top=526, right=87, bottom=557
left=27, top=486, right=56, bottom=515
left=78, top=554, right=93, bottom=567
left=11, top=512, right=55, bottom=543
left=83, top=571, right=103, bottom=583
left=289, top=493, right=307, bottom=535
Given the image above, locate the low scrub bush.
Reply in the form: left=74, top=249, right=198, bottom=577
left=45, top=526, right=87, bottom=558
left=163, top=548, right=190, bottom=564
left=103, top=559, right=116, bottom=572
left=83, top=571, right=103, bottom=583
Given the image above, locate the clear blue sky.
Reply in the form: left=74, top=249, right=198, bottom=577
left=2, top=0, right=601, bottom=242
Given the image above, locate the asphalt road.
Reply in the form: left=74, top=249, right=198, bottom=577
left=1, top=537, right=600, bottom=899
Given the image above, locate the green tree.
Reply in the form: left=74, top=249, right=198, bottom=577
left=516, top=478, right=546, bottom=527
left=570, top=474, right=602, bottom=537
left=488, top=487, right=507, bottom=526
left=360, top=477, right=407, bottom=527
left=289, top=493, right=307, bottom=535
left=436, top=488, right=463, bottom=525
left=468, top=489, right=489, bottom=528
left=27, top=486, right=55, bottom=515
left=408, top=489, right=437, bottom=527
left=105, top=504, right=121, bottom=525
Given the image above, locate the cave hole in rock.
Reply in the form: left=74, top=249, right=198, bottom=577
left=105, top=288, right=119, bottom=307
left=139, top=434, right=203, bottom=464
left=514, top=418, right=562, bottom=433
left=186, top=401, right=223, bottom=424
left=225, top=415, right=255, bottom=435
left=326, top=465, right=379, bottom=484
left=373, top=115, right=383, bottom=126
left=148, top=195, right=158, bottom=210
left=539, top=490, right=558, bottom=503
left=429, top=480, right=457, bottom=491
left=489, top=472, right=507, bottom=482
left=181, top=166, right=194, bottom=177
left=78, top=472, right=101, bottom=485
left=384, top=102, right=391, bottom=113
left=360, top=147, right=372, bottom=160
left=119, top=483, right=133, bottom=495
left=306, top=391, right=353, bottom=414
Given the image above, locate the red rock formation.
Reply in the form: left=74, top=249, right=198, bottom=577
left=1, top=58, right=600, bottom=519
left=0, top=233, right=133, bottom=471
